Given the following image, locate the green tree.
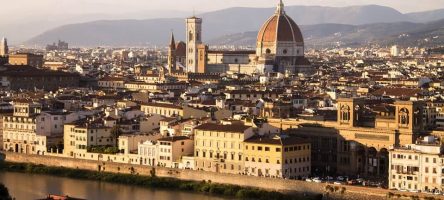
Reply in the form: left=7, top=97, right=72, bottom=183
left=110, top=125, right=123, bottom=148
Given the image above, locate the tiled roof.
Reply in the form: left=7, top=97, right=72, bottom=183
left=194, top=123, right=251, bottom=133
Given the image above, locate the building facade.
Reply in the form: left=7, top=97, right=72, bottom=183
left=194, top=122, right=254, bottom=174
left=8, top=53, right=43, bottom=68
left=243, top=134, right=311, bottom=178
left=2, top=100, right=46, bottom=154
left=186, top=16, right=203, bottom=73
left=389, top=136, right=444, bottom=193
left=171, top=0, right=311, bottom=75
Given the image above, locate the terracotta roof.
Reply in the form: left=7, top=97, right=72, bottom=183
left=257, top=13, right=303, bottom=44
left=175, top=42, right=186, bottom=57
left=207, top=50, right=256, bottom=55
left=99, top=76, right=124, bottom=81
left=371, top=87, right=422, bottom=97
left=141, top=102, right=182, bottom=110
left=244, top=135, right=309, bottom=146
left=194, top=123, right=251, bottom=133
left=158, top=136, right=190, bottom=142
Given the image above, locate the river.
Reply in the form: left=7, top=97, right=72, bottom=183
left=0, top=172, right=228, bottom=200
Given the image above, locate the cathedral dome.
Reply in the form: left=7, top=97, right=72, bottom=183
left=257, top=1, right=304, bottom=45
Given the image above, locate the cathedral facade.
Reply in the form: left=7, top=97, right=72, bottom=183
left=168, top=0, right=311, bottom=75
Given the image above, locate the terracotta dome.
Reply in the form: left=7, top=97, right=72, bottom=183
left=257, top=1, right=304, bottom=44
left=175, top=41, right=186, bottom=57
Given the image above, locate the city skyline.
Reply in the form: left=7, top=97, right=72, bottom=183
left=1, top=1, right=444, bottom=200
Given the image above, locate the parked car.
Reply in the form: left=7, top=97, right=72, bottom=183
left=355, top=178, right=364, bottom=183
left=326, top=176, right=334, bottom=182
left=347, top=180, right=358, bottom=185
left=305, top=178, right=313, bottom=182
left=333, top=181, right=343, bottom=185
left=312, top=177, right=322, bottom=183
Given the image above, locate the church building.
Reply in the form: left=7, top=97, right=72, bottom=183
left=167, top=0, right=312, bottom=75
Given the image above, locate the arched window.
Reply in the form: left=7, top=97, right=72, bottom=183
left=188, top=31, right=193, bottom=41
left=340, top=105, right=350, bottom=122
left=265, top=49, right=271, bottom=54
left=399, top=108, right=409, bottom=126
left=283, top=49, right=288, bottom=54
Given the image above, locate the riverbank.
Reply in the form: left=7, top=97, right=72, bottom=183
left=2, top=152, right=396, bottom=200
left=0, top=162, right=321, bottom=200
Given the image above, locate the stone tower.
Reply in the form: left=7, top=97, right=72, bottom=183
left=0, top=37, right=8, bottom=56
left=185, top=16, right=202, bottom=73
left=337, top=98, right=365, bottom=127
left=394, top=101, right=424, bottom=132
left=168, top=32, right=177, bottom=74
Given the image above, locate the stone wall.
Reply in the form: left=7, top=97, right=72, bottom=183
left=2, top=152, right=390, bottom=200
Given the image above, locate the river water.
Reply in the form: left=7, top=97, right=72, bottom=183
left=0, top=172, right=228, bottom=200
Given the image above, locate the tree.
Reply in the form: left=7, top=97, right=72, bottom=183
left=0, top=183, right=12, bottom=200
left=110, top=125, right=123, bottom=148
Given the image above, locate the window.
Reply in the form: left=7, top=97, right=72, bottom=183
left=276, top=148, right=281, bottom=152
left=265, top=147, right=270, bottom=151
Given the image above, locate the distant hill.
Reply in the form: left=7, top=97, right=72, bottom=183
left=209, top=19, right=444, bottom=48
left=406, top=9, right=444, bottom=23
left=25, top=5, right=444, bottom=47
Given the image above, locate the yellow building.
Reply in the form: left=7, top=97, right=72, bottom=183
left=2, top=100, right=46, bottom=154
left=141, top=102, right=183, bottom=117
left=243, top=134, right=311, bottom=178
left=140, top=102, right=208, bottom=119
left=64, top=120, right=114, bottom=158
left=8, top=53, right=43, bottom=68
left=194, top=122, right=254, bottom=174
left=266, top=98, right=425, bottom=177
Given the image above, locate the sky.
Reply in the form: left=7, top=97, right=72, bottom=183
left=0, top=0, right=443, bottom=17
left=1, top=0, right=443, bottom=44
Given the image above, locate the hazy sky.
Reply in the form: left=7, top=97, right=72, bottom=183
left=1, top=0, right=443, bottom=16
left=1, top=0, right=443, bottom=43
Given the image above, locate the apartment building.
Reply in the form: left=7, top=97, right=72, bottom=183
left=140, top=102, right=207, bottom=118
left=194, top=121, right=254, bottom=174
left=138, top=136, right=193, bottom=168
left=2, top=100, right=43, bottom=154
left=389, top=136, right=444, bottom=193
left=243, top=134, right=311, bottom=178
left=64, top=119, right=115, bottom=158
